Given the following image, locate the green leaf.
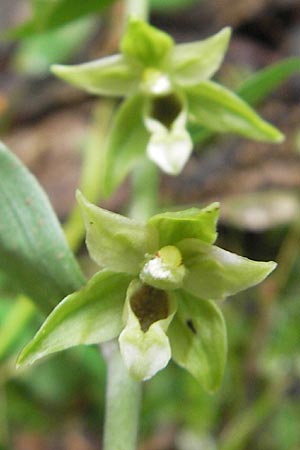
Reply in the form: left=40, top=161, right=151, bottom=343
left=103, top=95, right=150, bottom=196
left=9, top=0, right=115, bottom=38
left=119, top=279, right=177, bottom=380
left=150, top=0, right=200, bottom=11
left=121, top=17, right=174, bottom=67
left=77, top=192, right=158, bottom=274
left=168, top=291, right=227, bottom=392
left=148, top=202, right=220, bottom=248
left=52, top=54, right=138, bottom=97
left=14, top=17, right=95, bottom=76
left=172, top=27, right=231, bottom=86
left=17, top=270, right=132, bottom=367
left=186, top=80, right=284, bottom=143
left=237, top=57, right=300, bottom=106
left=178, top=239, right=277, bottom=300
left=0, top=142, right=85, bottom=314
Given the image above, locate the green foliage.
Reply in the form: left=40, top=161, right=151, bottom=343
left=9, top=0, right=115, bottom=38
left=0, top=142, right=85, bottom=314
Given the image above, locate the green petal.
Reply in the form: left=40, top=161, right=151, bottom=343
left=185, top=81, right=284, bottom=142
left=121, top=17, right=173, bottom=67
left=119, top=280, right=177, bottom=380
left=17, top=270, right=132, bottom=367
left=144, top=106, right=192, bottom=175
left=148, top=202, right=220, bottom=248
left=51, top=54, right=138, bottom=97
left=77, top=192, right=158, bottom=274
left=178, top=239, right=277, bottom=300
left=172, top=27, right=231, bottom=86
left=168, top=291, right=227, bottom=392
left=103, top=95, right=150, bottom=197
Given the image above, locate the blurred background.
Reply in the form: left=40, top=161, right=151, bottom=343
left=0, top=0, right=300, bottom=449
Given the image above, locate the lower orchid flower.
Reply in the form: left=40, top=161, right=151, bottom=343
left=18, top=192, right=276, bottom=392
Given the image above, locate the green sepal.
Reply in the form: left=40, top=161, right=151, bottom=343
left=168, top=291, right=227, bottom=392
left=77, top=192, right=158, bottom=274
left=186, top=80, right=284, bottom=142
left=148, top=202, right=220, bottom=248
left=171, top=27, right=231, bottom=86
left=121, top=17, right=173, bottom=68
left=178, top=239, right=277, bottom=300
left=51, top=54, right=138, bottom=97
left=103, top=95, right=150, bottom=196
left=119, top=280, right=177, bottom=380
left=17, top=270, right=133, bottom=367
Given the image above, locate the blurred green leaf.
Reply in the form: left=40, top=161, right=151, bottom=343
left=8, top=0, right=115, bottom=38
left=236, top=57, right=300, bottom=105
left=150, top=0, right=202, bottom=12
left=13, top=17, right=96, bottom=76
left=0, top=142, right=85, bottom=314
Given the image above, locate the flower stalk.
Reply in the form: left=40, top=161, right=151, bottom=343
left=102, top=341, right=141, bottom=450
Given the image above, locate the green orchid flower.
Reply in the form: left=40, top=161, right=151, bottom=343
left=18, top=192, right=276, bottom=392
left=51, top=18, right=283, bottom=194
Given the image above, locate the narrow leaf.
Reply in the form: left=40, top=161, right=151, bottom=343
left=237, top=57, right=300, bottom=105
left=8, top=0, right=115, bottom=38
left=0, top=142, right=85, bottom=314
left=17, top=270, right=132, bottom=367
left=168, top=291, right=227, bottom=392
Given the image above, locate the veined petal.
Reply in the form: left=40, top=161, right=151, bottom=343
left=77, top=192, right=159, bottom=274
left=178, top=239, right=277, bottom=300
left=52, top=54, right=138, bottom=97
left=185, top=80, right=284, bottom=143
left=172, top=27, right=231, bottom=86
left=144, top=109, right=192, bottom=175
left=119, top=280, right=177, bottom=380
left=148, top=202, right=220, bottom=247
left=17, top=270, right=132, bottom=368
left=168, top=290, right=227, bottom=392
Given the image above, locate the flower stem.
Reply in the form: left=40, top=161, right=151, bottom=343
left=102, top=342, right=141, bottom=450
left=125, top=0, right=149, bottom=21
left=129, top=159, right=159, bottom=221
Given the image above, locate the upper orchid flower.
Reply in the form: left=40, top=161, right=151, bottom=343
left=51, top=18, right=283, bottom=194
left=18, top=192, right=276, bottom=392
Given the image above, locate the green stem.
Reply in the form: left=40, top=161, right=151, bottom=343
left=102, top=342, right=141, bottom=450
left=125, top=0, right=149, bottom=21
left=63, top=100, right=115, bottom=252
left=0, top=296, right=35, bottom=360
left=129, top=159, right=159, bottom=221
